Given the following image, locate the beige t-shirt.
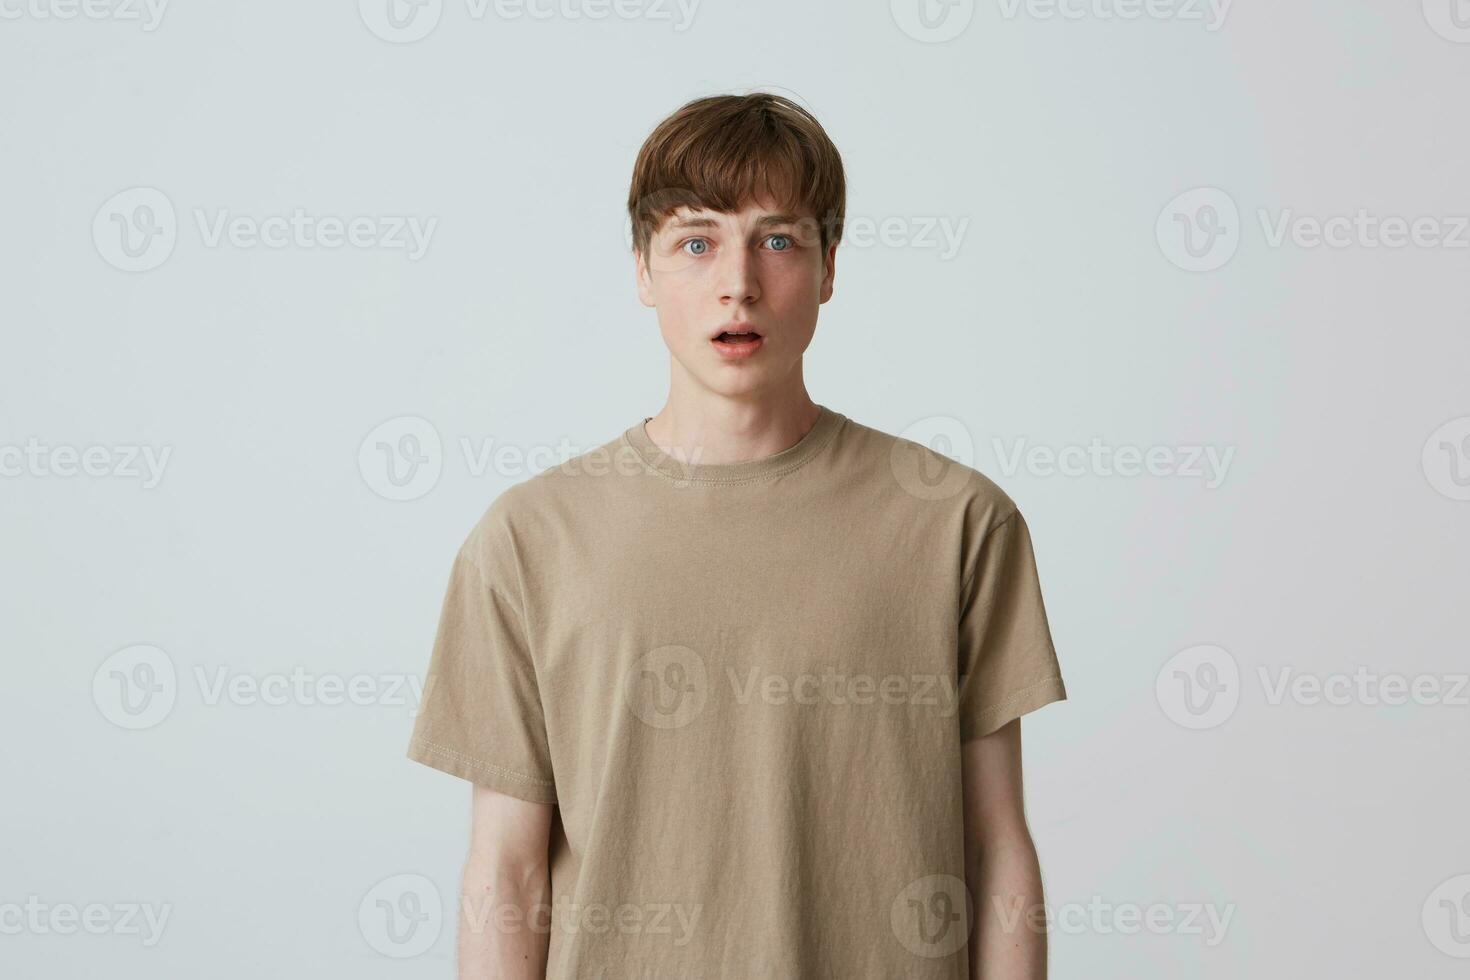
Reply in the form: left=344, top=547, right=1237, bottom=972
left=407, top=404, right=1066, bottom=978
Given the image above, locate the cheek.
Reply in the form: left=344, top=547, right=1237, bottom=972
left=761, top=255, right=824, bottom=302
left=650, top=261, right=716, bottom=308
left=653, top=290, right=706, bottom=347
left=665, top=269, right=732, bottom=329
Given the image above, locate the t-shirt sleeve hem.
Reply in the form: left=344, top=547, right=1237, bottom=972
left=406, top=737, right=558, bottom=805
left=961, top=674, right=1067, bottom=744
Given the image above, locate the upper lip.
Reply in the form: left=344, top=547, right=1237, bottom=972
left=712, top=322, right=762, bottom=339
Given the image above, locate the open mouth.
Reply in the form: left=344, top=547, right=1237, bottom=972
left=710, top=324, right=764, bottom=358
left=713, top=330, right=762, bottom=345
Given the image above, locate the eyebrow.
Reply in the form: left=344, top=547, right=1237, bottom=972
left=665, top=212, right=805, bottom=232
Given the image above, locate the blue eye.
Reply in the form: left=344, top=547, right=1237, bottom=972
left=767, top=234, right=793, bottom=251
left=683, top=239, right=709, bottom=255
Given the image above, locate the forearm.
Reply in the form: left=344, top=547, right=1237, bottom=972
left=966, top=831, right=1048, bottom=980
left=458, top=852, right=552, bottom=979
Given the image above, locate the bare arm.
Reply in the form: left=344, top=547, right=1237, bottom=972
left=962, top=719, right=1048, bottom=980
left=459, top=784, right=556, bottom=979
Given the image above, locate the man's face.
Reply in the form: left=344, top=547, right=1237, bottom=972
left=635, top=195, right=837, bottom=398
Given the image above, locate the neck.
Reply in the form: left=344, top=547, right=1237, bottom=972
left=644, top=379, right=821, bottom=467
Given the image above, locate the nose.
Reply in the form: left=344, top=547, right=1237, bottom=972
left=716, top=244, right=760, bottom=305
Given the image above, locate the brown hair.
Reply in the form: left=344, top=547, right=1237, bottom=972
left=627, top=92, right=846, bottom=259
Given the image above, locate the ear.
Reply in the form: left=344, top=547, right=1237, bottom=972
left=635, top=247, right=655, bottom=308
left=818, top=242, right=838, bottom=304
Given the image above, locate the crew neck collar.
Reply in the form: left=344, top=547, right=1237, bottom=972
left=622, top=404, right=846, bottom=485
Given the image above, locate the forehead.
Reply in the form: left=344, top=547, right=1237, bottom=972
left=657, top=200, right=813, bottom=235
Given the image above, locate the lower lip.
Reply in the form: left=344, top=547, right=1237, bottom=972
left=711, top=334, right=764, bottom=359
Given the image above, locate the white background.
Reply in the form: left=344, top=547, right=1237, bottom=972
left=2, top=0, right=1468, bottom=976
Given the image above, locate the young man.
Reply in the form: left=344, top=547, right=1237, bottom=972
left=407, top=92, right=1067, bottom=979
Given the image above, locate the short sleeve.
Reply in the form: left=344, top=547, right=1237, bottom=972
left=406, top=547, right=558, bottom=804
left=956, top=508, right=1067, bottom=743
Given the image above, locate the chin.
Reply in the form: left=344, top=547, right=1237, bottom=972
left=695, top=370, right=771, bottom=398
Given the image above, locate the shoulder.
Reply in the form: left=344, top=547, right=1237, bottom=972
left=836, top=414, right=1022, bottom=535
left=457, top=430, right=632, bottom=559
